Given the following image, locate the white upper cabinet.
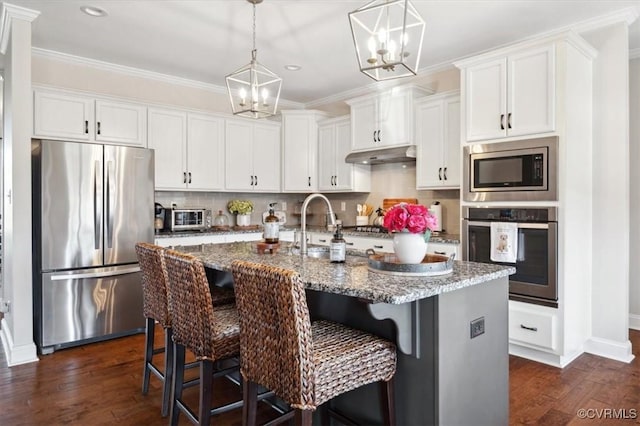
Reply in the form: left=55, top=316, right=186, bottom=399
left=318, top=116, right=370, bottom=192
left=148, top=108, right=224, bottom=191
left=34, top=88, right=146, bottom=146
left=461, top=44, right=555, bottom=142
left=186, top=113, right=225, bottom=191
left=94, top=99, right=147, bottom=146
left=346, top=86, right=431, bottom=151
left=225, top=118, right=281, bottom=192
left=281, top=110, right=328, bottom=192
left=415, top=93, right=460, bottom=189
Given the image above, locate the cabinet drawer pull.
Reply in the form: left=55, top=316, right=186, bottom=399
left=520, top=324, right=538, bottom=332
left=84, top=120, right=89, bottom=134
left=443, top=167, right=447, bottom=180
left=434, top=251, right=446, bottom=255
left=500, top=114, right=505, bottom=130
left=346, top=242, right=354, bottom=246
left=318, top=239, right=327, bottom=243
left=438, top=167, right=442, bottom=180
left=97, top=121, right=101, bottom=135
left=507, top=113, right=512, bottom=129
left=373, top=245, right=383, bottom=249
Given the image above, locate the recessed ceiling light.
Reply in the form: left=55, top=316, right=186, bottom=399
left=284, top=64, right=302, bottom=71
left=80, top=5, right=108, bottom=17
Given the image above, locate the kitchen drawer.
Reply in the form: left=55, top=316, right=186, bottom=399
left=226, top=232, right=262, bottom=243
left=310, top=233, right=331, bottom=246
left=427, top=242, right=460, bottom=258
left=509, top=304, right=557, bottom=351
left=155, top=234, right=227, bottom=247
left=345, top=236, right=393, bottom=253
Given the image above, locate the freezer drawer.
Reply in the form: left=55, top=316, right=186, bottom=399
left=39, top=265, right=145, bottom=352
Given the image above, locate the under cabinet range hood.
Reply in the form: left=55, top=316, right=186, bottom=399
left=345, top=145, right=417, bottom=165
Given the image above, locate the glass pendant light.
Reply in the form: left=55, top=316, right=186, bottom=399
left=226, top=0, right=282, bottom=119
left=349, top=0, right=425, bottom=81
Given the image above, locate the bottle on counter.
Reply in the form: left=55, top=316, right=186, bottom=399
left=330, top=224, right=346, bottom=263
left=264, top=203, right=280, bottom=244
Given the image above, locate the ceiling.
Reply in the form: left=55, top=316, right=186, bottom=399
left=4, top=0, right=640, bottom=105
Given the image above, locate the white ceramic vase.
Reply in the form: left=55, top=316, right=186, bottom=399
left=393, top=232, right=428, bottom=264
left=236, top=214, right=251, bottom=227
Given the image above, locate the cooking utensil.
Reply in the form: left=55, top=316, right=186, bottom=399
left=357, top=204, right=363, bottom=215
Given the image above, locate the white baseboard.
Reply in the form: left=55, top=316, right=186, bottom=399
left=629, top=314, right=640, bottom=330
left=583, top=336, right=635, bottom=363
left=508, top=344, right=583, bottom=368
left=0, top=318, right=39, bottom=366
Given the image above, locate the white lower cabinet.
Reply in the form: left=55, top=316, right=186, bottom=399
left=309, top=233, right=394, bottom=253
left=155, top=234, right=227, bottom=247
left=508, top=301, right=558, bottom=352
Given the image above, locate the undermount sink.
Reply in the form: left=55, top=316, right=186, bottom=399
left=290, top=246, right=330, bottom=259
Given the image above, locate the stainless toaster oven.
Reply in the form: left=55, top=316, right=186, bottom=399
left=164, top=208, right=209, bottom=231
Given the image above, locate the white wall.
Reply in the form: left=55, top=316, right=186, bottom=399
left=0, top=5, right=39, bottom=366
left=629, top=56, right=640, bottom=330
left=582, top=23, right=633, bottom=361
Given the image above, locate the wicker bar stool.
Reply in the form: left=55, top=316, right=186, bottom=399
left=231, top=260, right=397, bottom=426
left=163, top=249, right=243, bottom=426
left=135, top=242, right=236, bottom=418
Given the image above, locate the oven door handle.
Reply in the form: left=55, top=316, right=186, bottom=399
left=466, top=221, right=551, bottom=230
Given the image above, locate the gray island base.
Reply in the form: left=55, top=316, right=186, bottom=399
left=175, top=242, right=515, bottom=425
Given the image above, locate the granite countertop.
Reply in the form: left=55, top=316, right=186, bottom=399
left=174, top=242, right=514, bottom=304
left=157, top=226, right=461, bottom=245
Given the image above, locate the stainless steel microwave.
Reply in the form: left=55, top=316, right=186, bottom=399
left=463, top=136, right=558, bottom=202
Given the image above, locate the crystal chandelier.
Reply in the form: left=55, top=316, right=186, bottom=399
left=349, top=0, right=425, bottom=81
left=226, top=0, right=282, bottom=119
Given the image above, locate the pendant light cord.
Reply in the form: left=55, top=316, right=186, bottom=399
left=252, top=2, right=257, bottom=56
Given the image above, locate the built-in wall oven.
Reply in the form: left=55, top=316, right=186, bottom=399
left=462, top=207, right=558, bottom=307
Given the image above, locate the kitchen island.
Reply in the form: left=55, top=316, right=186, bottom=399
left=176, top=242, right=515, bottom=425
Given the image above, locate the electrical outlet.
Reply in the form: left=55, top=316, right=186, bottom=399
left=171, top=201, right=177, bottom=208
left=341, top=202, right=346, bottom=211
left=281, top=201, right=287, bottom=211
left=470, top=317, right=485, bottom=339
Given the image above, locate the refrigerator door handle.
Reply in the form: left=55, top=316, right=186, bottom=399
left=50, top=266, right=141, bottom=281
left=94, top=161, right=101, bottom=250
left=106, top=160, right=115, bottom=249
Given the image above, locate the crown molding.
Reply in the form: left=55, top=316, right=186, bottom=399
left=32, top=47, right=305, bottom=109
left=571, top=6, right=639, bottom=34
left=0, top=3, right=40, bottom=54
left=304, top=62, right=450, bottom=109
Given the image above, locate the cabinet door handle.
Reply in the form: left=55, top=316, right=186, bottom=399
left=520, top=324, right=538, bottom=332
left=438, top=167, right=442, bottom=180
left=377, top=130, right=381, bottom=142
left=507, top=113, right=512, bottom=129
left=250, top=175, right=255, bottom=186
left=183, top=172, right=187, bottom=184
left=500, top=114, right=505, bottom=130
left=188, top=172, right=192, bottom=184
left=334, top=175, right=337, bottom=186
left=373, top=130, right=376, bottom=143
left=97, top=121, right=101, bottom=135
left=85, top=120, right=89, bottom=134
left=255, top=175, right=258, bottom=186
left=443, top=167, right=447, bottom=180
left=434, top=251, right=446, bottom=255
left=308, top=176, right=311, bottom=187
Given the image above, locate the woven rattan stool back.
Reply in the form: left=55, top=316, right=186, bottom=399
left=163, top=249, right=219, bottom=360
left=231, top=260, right=315, bottom=409
left=135, top=242, right=170, bottom=328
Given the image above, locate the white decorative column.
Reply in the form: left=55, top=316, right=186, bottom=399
left=0, top=3, right=40, bottom=366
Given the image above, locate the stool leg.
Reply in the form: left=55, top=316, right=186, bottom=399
left=170, top=343, right=186, bottom=426
left=379, top=378, right=396, bottom=426
left=142, top=317, right=155, bottom=394
left=199, top=360, right=214, bottom=426
left=161, top=327, right=173, bottom=417
left=243, top=380, right=258, bottom=426
left=294, top=409, right=313, bottom=426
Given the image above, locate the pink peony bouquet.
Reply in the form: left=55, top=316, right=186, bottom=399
left=383, top=203, right=437, bottom=235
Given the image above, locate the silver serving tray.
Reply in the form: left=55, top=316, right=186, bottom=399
left=367, top=252, right=455, bottom=276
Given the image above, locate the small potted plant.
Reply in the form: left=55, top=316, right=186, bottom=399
left=227, top=199, right=254, bottom=227
left=383, top=203, right=437, bottom=264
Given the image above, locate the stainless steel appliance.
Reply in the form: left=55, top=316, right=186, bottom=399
left=463, top=136, right=558, bottom=202
left=462, top=207, right=558, bottom=307
left=164, top=208, right=209, bottom=231
left=32, top=139, right=154, bottom=354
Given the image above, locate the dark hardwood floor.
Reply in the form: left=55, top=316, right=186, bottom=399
left=0, top=327, right=638, bottom=425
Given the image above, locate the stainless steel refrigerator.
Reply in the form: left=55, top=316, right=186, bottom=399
left=32, top=139, right=154, bottom=354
